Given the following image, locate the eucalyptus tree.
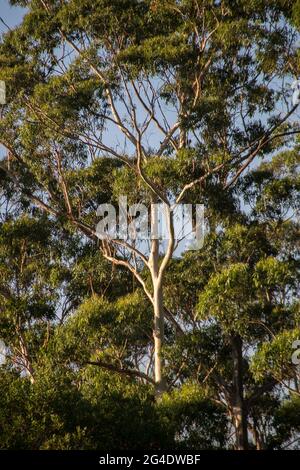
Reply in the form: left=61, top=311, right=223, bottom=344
left=0, top=0, right=300, bottom=396
left=162, top=149, right=299, bottom=449
left=0, top=214, right=62, bottom=382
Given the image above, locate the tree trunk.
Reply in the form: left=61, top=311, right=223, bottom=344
left=149, top=201, right=167, bottom=397
left=252, top=418, right=264, bottom=450
left=231, top=334, right=248, bottom=450
left=18, top=335, right=35, bottom=384
left=153, top=278, right=166, bottom=396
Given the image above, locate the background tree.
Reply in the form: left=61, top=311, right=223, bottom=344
left=162, top=149, right=299, bottom=449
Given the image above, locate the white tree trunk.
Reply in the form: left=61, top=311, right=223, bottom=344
left=153, top=277, right=166, bottom=396
left=149, top=201, right=168, bottom=396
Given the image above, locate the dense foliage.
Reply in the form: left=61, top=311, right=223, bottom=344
left=0, top=0, right=299, bottom=450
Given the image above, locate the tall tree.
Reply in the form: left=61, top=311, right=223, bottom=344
left=162, top=149, right=299, bottom=449
left=0, top=0, right=299, bottom=401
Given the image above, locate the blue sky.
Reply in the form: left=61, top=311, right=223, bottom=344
left=0, top=0, right=25, bottom=31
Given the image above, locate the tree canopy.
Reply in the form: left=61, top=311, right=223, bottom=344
left=0, top=0, right=299, bottom=450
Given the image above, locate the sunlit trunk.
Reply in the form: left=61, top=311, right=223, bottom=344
left=149, top=201, right=167, bottom=397
left=153, top=277, right=166, bottom=396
